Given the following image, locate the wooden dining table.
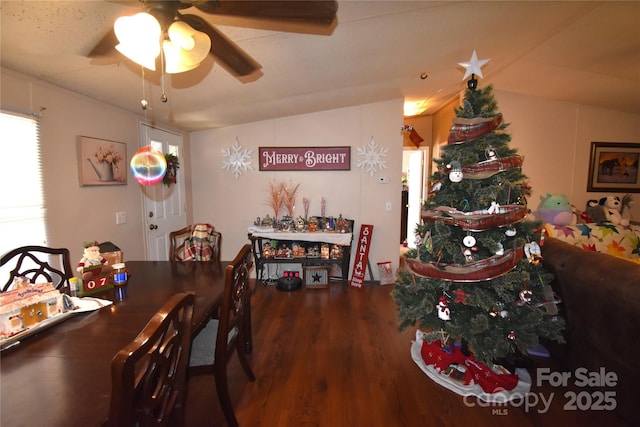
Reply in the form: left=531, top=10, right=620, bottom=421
left=0, top=260, right=240, bottom=427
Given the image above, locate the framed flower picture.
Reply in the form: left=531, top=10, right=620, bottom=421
left=78, top=136, right=127, bottom=186
left=587, top=142, right=640, bottom=193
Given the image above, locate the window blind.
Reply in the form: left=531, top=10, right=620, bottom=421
left=0, top=110, right=47, bottom=257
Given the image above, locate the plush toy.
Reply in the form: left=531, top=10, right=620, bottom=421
left=77, top=241, right=108, bottom=280
left=583, top=196, right=629, bottom=226
left=534, top=194, right=575, bottom=225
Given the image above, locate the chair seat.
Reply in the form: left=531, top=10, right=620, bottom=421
left=189, top=321, right=239, bottom=367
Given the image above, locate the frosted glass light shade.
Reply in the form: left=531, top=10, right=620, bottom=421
left=114, top=12, right=162, bottom=70
left=163, top=21, right=211, bottom=73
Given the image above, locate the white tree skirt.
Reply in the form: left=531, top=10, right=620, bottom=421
left=410, top=330, right=531, bottom=403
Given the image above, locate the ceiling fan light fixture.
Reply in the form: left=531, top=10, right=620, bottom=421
left=163, top=21, right=211, bottom=74
left=162, top=40, right=199, bottom=74
left=114, top=12, right=162, bottom=70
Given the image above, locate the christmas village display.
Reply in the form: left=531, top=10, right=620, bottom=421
left=393, top=52, right=565, bottom=400
left=253, top=180, right=352, bottom=261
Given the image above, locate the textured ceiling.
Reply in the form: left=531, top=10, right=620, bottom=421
left=1, top=1, right=639, bottom=131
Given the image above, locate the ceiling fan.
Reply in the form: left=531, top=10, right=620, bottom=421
left=88, top=0, right=338, bottom=77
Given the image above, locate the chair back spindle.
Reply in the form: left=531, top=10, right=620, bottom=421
left=105, top=292, right=195, bottom=427
left=1, top=245, right=73, bottom=292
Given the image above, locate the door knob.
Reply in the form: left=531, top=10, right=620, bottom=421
left=149, top=224, right=158, bottom=230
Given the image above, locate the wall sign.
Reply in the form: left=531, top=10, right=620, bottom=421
left=350, top=224, right=374, bottom=289
left=259, top=146, right=350, bottom=171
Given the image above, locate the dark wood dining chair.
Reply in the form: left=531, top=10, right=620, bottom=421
left=189, top=244, right=255, bottom=427
left=169, top=224, right=221, bottom=262
left=0, top=245, right=73, bottom=292
left=104, top=292, right=195, bottom=427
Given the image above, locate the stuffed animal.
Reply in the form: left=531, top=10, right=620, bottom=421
left=535, top=194, right=575, bottom=225
left=583, top=196, right=629, bottom=226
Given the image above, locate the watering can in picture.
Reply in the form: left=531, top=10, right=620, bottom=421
left=87, top=158, right=115, bottom=181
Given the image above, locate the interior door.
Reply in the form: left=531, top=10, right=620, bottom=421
left=140, top=123, right=187, bottom=260
left=406, top=149, right=427, bottom=248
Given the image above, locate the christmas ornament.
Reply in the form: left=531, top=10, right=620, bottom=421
left=463, top=234, right=476, bottom=248
left=430, top=181, right=443, bottom=194
left=447, top=161, right=463, bottom=182
left=423, top=231, right=433, bottom=253
left=453, top=287, right=469, bottom=304
left=490, top=308, right=509, bottom=318
left=524, top=242, right=542, bottom=264
left=518, top=289, right=533, bottom=304
left=436, top=295, right=451, bottom=320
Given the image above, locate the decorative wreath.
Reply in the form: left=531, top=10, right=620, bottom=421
left=163, top=153, right=180, bottom=187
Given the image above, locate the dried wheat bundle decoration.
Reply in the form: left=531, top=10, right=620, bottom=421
left=303, top=197, right=310, bottom=220
left=283, top=181, right=300, bottom=217
left=268, top=180, right=285, bottom=222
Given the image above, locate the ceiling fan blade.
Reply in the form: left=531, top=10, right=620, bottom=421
left=191, top=0, right=338, bottom=25
left=180, top=13, right=262, bottom=77
left=87, top=28, right=119, bottom=59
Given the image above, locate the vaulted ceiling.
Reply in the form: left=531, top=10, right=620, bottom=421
left=2, top=1, right=638, bottom=131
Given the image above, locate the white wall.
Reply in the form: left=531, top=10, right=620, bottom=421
left=189, top=100, right=404, bottom=280
left=4, top=65, right=638, bottom=275
left=431, top=90, right=640, bottom=221
left=1, top=68, right=186, bottom=265
left=496, top=91, right=640, bottom=220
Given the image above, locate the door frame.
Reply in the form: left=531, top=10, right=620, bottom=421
left=139, top=122, right=187, bottom=260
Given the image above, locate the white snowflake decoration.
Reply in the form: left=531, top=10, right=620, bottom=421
left=356, top=137, right=388, bottom=176
left=221, top=138, right=253, bottom=179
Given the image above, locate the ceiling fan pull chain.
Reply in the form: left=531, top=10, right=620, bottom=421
left=160, top=47, right=168, bottom=103
left=141, top=66, right=148, bottom=111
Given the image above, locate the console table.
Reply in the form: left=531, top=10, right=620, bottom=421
left=248, top=231, right=353, bottom=284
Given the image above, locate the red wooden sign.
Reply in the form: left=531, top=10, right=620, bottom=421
left=259, top=146, right=350, bottom=171
left=350, top=224, right=374, bottom=289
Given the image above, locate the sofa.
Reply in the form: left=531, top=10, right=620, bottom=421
left=541, top=236, right=640, bottom=425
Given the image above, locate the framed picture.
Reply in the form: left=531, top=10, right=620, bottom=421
left=587, top=142, right=640, bottom=193
left=78, top=136, right=127, bottom=186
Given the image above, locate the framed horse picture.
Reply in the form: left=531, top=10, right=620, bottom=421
left=587, top=142, right=640, bottom=193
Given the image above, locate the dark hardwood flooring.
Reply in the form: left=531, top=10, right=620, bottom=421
left=185, top=281, right=631, bottom=427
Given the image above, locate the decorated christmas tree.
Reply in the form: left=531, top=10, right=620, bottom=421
left=393, top=52, right=565, bottom=394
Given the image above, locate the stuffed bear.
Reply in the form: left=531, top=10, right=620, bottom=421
left=583, top=195, right=629, bottom=226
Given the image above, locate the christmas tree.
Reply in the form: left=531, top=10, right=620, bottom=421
left=393, top=52, right=565, bottom=375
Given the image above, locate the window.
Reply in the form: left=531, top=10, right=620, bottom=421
left=0, top=110, right=46, bottom=257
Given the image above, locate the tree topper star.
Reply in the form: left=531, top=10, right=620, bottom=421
left=458, top=50, right=490, bottom=80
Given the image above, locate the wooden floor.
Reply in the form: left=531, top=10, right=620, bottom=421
left=185, top=281, right=631, bottom=427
